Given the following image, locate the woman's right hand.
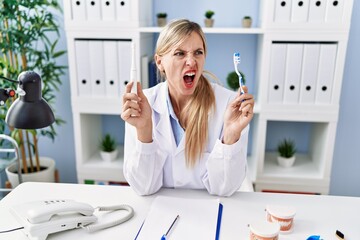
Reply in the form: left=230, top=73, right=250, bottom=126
left=121, top=82, right=153, bottom=143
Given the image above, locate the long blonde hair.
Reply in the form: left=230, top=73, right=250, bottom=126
left=155, top=19, right=215, bottom=167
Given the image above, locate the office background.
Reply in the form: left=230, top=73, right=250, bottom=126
left=2, top=0, right=359, bottom=197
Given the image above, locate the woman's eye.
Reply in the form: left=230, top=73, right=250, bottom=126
left=195, top=50, right=204, bottom=55
left=174, top=51, right=184, bottom=56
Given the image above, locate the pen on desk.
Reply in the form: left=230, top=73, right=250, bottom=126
left=161, top=215, right=179, bottom=240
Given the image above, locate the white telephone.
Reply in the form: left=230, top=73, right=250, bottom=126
left=10, top=199, right=134, bottom=240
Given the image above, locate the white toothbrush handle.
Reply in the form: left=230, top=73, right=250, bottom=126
left=239, top=75, right=245, bottom=94
left=130, top=42, right=137, bottom=95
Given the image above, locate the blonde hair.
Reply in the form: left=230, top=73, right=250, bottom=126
left=155, top=19, right=215, bottom=167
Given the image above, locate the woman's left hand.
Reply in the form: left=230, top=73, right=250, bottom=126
left=222, top=86, right=254, bottom=145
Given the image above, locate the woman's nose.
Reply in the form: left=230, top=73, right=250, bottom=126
left=185, top=55, right=196, bottom=66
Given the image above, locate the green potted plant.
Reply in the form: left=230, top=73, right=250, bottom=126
left=242, top=16, right=252, bottom=28
left=226, top=71, right=246, bottom=91
left=100, top=134, right=118, bottom=162
left=204, top=10, right=215, bottom=27
left=1, top=0, right=66, bottom=187
left=277, top=139, right=296, bottom=168
left=156, top=12, right=168, bottom=27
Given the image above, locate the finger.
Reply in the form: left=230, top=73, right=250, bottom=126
left=125, top=81, right=133, bottom=93
left=240, top=103, right=253, bottom=117
left=232, top=93, right=253, bottom=108
left=137, top=82, right=146, bottom=100
left=242, top=85, right=248, bottom=94
left=121, top=108, right=141, bottom=121
left=122, top=99, right=141, bottom=112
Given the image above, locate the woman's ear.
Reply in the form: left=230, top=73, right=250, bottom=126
left=155, top=54, right=164, bottom=72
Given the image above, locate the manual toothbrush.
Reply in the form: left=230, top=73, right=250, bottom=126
left=233, top=52, right=245, bottom=95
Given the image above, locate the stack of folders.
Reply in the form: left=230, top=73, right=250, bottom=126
left=71, top=0, right=131, bottom=22
left=135, top=196, right=223, bottom=240
left=274, top=0, right=345, bottom=24
left=74, top=39, right=131, bottom=98
left=268, top=42, right=337, bottom=105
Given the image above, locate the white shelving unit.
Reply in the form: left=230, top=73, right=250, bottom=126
left=252, top=0, right=354, bottom=194
left=64, top=0, right=353, bottom=193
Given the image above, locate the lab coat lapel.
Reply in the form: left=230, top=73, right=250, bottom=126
left=152, top=84, right=176, bottom=151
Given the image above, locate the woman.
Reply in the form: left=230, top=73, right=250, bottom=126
left=121, top=19, right=254, bottom=196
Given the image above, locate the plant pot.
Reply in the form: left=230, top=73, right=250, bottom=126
left=242, top=18, right=252, bottom=28
left=100, top=149, right=118, bottom=162
left=277, top=156, right=296, bottom=168
left=204, top=19, right=214, bottom=27
left=157, top=17, right=167, bottom=27
left=5, top=156, right=56, bottom=188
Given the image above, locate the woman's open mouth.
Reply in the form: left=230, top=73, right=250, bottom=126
left=183, top=71, right=195, bottom=88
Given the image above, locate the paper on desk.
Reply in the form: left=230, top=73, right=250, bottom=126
left=135, top=196, right=220, bottom=240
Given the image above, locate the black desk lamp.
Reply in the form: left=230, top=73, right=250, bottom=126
left=0, top=71, right=55, bottom=186
left=1, top=71, right=55, bottom=129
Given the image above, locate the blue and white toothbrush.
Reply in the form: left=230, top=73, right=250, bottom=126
left=233, top=52, right=245, bottom=94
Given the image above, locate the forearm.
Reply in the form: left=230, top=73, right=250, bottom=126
left=123, top=123, right=166, bottom=195
left=204, top=126, right=249, bottom=196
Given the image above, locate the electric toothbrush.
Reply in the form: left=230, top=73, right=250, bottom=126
left=130, top=42, right=137, bottom=95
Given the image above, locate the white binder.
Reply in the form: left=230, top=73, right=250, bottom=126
left=315, top=44, right=337, bottom=104
left=75, top=40, right=92, bottom=96
left=89, top=41, right=106, bottom=97
left=274, top=0, right=292, bottom=23
left=115, top=0, right=131, bottom=21
left=71, top=0, right=87, bottom=20
left=86, top=0, right=101, bottom=20
left=117, top=41, right=132, bottom=95
left=308, top=0, right=326, bottom=22
left=103, top=41, right=120, bottom=97
left=325, top=0, right=345, bottom=23
left=101, top=0, right=116, bottom=21
left=284, top=44, right=303, bottom=104
left=268, top=44, right=287, bottom=103
left=299, top=44, right=320, bottom=104
left=291, top=0, right=310, bottom=23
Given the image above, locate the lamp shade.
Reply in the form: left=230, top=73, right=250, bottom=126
left=5, top=71, right=55, bottom=129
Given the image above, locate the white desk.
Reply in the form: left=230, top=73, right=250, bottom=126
left=0, top=182, right=359, bottom=239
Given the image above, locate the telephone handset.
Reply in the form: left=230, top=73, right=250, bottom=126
left=15, top=199, right=95, bottom=224
left=10, top=199, right=134, bottom=240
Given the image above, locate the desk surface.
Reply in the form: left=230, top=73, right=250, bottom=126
left=0, top=182, right=359, bottom=240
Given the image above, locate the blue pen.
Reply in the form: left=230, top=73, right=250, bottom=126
left=161, top=215, right=179, bottom=240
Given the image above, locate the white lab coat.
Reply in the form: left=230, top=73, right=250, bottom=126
left=123, top=82, right=249, bottom=196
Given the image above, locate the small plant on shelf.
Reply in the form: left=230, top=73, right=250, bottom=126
left=277, top=139, right=296, bottom=168
left=226, top=71, right=246, bottom=91
left=156, top=12, right=168, bottom=27
left=204, top=10, right=215, bottom=27
left=205, top=10, right=215, bottom=19
left=242, top=16, right=252, bottom=28
left=100, top=134, right=118, bottom=162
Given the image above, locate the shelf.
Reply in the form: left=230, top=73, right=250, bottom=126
left=77, top=146, right=125, bottom=182
left=72, top=97, right=122, bottom=114
left=139, top=27, right=264, bottom=34
left=262, top=152, right=322, bottom=180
